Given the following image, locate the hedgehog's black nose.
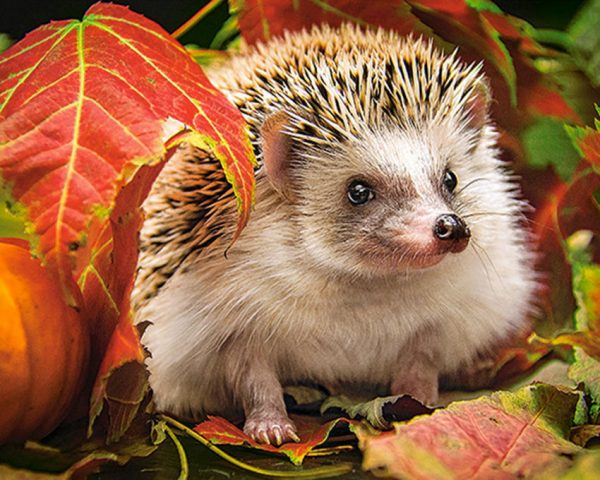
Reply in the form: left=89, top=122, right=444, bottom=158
left=434, top=214, right=470, bottom=241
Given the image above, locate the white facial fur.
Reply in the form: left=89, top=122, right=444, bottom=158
left=287, top=114, right=501, bottom=277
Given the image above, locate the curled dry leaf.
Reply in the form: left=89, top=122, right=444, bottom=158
left=321, top=394, right=435, bottom=430
left=84, top=164, right=158, bottom=441
left=571, top=424, right=600, bottom=447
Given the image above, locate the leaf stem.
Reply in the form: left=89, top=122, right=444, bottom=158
left=532, top=29, right=574, bottom=50
left=165, top=423, right=190, bottom=480
left=172, top=0, right=225, bottom=39
left=160, top=415, right=353, bottom=479
left=185, top=47, right=228, bottom=57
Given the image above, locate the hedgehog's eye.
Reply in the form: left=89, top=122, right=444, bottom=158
left=347, top=180, right=374, bottom=205
left=443, top=170, right=457, bottom=193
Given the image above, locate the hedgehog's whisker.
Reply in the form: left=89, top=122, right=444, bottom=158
left=468, top=241, right=494, bottom=288
left=469, top=238, right=502, bottom=287
left=460, top=211, right=542, bottom=229
left=453, top=197, right=481, bottom=215
left=461, top=211, right=515, bottom=219
left=455, top=177, right=489, bottom=196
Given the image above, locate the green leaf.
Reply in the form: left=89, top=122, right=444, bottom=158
left=569, top=235, right=600, bottom=333
left=538, top=231, right=600, bottom=387
left=210, top=15, right=240, bottom=49
left=0, top=34, right=11, bottom=55
left=573, top=263, right=600, bottom=330
left=533, top=230, right=600, bottom=424
left=0, top=179, right=29, bottom=240
left=464, top=0, right=502, bottom=14
left=568, top=0, right=600, bottom=87
left=570, top=349, right=600, bottom=405
left=522, top=118, right=581, bottom=180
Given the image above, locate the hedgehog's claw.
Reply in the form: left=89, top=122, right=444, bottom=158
left=244, top=413, right=299, bottom=445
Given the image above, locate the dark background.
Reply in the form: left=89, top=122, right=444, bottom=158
left=0, top=0, right=588, bottom=46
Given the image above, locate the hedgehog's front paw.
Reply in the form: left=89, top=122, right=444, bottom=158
left=391, top=358, right=439, bottom=406
left=244, top=412, right=300, bottom=446
left=391, top=375, right=439, bottom=406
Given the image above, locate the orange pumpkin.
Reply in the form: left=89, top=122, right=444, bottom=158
left=0, top=243, right=89, bottom=444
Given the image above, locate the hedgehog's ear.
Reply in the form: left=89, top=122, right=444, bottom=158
left=465, top=79, right=491, bottom=133
left=261, top=111, right=295, bottom=201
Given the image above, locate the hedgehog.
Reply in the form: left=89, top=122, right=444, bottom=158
left=132, top=24, right=536, bottom=446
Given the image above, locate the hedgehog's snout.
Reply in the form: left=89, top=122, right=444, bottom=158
left=434, top=214, right=470, bottom=253
left=434, top=214, right=469, bottom=240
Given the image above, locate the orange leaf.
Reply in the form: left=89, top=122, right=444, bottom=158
left=194, top=415, right=356, bottom=465
left=82, top=160, right=161, bottom=440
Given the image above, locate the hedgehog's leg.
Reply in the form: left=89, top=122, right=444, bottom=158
left=390, top=339, right=439, bottom=406
left=236, top=357, right=300, bottom=445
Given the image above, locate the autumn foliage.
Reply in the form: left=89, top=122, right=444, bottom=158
left=0, top=1, right=255, bottom=446
left=0, top=0, right=599, bottom=478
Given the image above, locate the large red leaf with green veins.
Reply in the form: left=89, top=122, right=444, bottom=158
left=0, top=2, right=255, bottom=295
left=360, top=384, right=582, bottom=480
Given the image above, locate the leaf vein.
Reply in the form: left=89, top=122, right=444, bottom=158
left=0, top=24, right=75, bottom=113
left=82, top=95, right=154, bottom=153
left=498, top=391, right=556, bottom=467
left=0, top=25, right=66, bottom=65
left=90, top=21, right=248, bottom=211
left=53, top=22, right=86, bottom=277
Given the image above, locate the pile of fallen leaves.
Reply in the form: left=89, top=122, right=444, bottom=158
left=0, top=0, right=599, bottom=478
